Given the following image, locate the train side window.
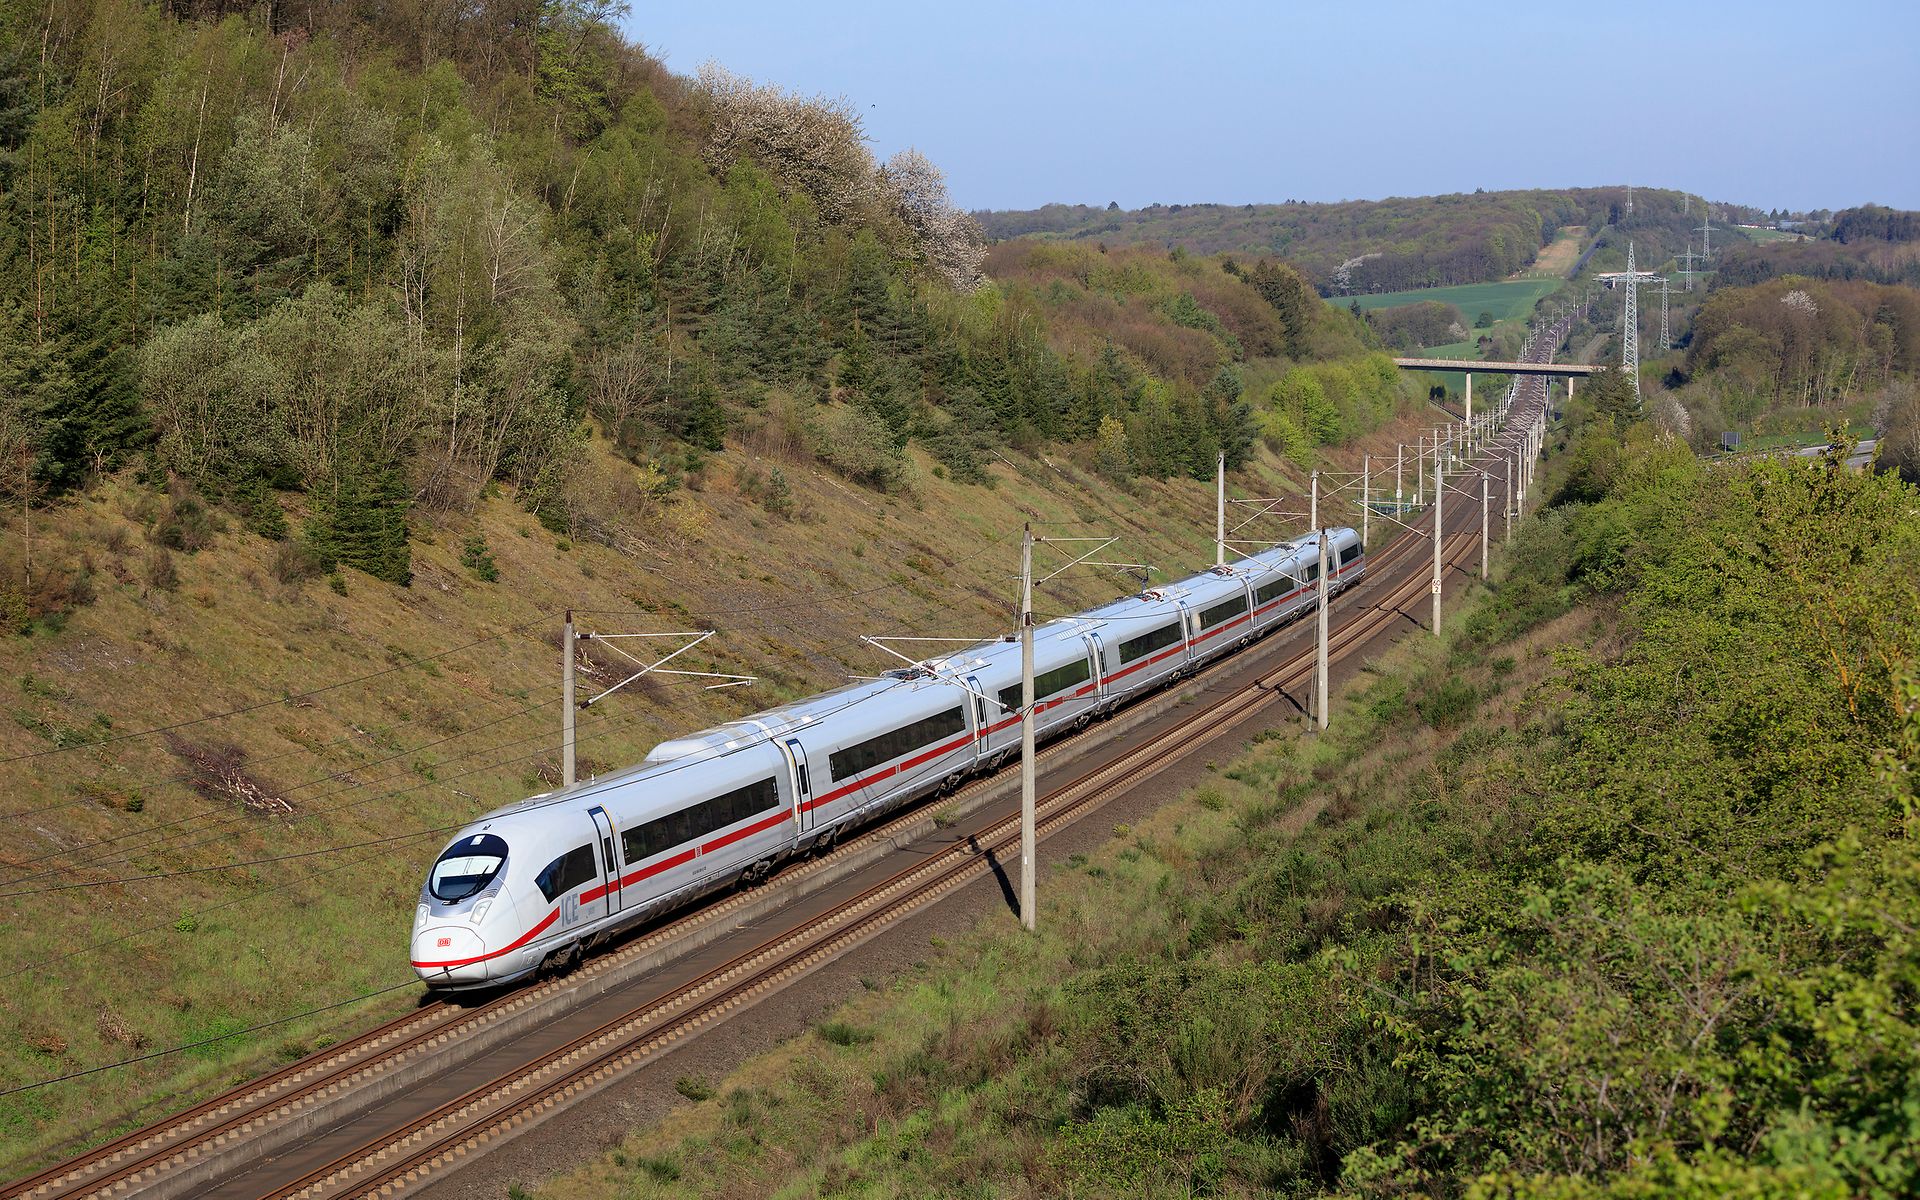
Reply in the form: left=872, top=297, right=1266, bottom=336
left=828, top=708, right=967, bottom=781
left=1340, top=545, right=1361, bottom=566
left=1198, top=594, right=1248, bottom=629
left=535, top=844, right=597, bottom=902
left=998, top=657, right=1093, bottom=712
left=1255, top=575, right=1293, bottom=605
left=1116, top=622, right=1182, bottom=665
left=620, top=777, right=781, bottom=864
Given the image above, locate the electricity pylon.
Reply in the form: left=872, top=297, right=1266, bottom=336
left=1622, top=242, right=1641, bottom=399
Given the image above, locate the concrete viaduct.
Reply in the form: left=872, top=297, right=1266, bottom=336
left=1391, top=357, right=1600, bottom=378
left=1391, top=357, right=1601, bottom=422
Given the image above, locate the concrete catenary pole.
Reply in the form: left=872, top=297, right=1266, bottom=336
left=1395, top=443, right=1404, bottom=508
left=562, top=609, right=577, bottom=788
left=1416, top=435, right=1425, bottom=506
left=1214, top=450, right=1226, bottom=568
left=1432, top=450, right=1445, bottom=636
left=1504, top=455, right=1514, bottom=543
left=1480, top=472, right=1490, bottom=580
left=1019, top=524, right=1036, bottom=932
left=1309, top=469, right=1318, bottom=534
left=1315, top=528, right=1330, bottom=731
left=1464, top=373, right=1473, bottom=445
left=1361, top=454, right=1371, bottom=548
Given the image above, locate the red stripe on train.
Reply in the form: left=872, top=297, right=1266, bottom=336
left=804, top=728, right=977, bottom=811
left=412, top=908, right=559, bottom=970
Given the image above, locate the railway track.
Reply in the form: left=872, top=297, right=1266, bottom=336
left=6, top=381, right=1551, bottom=1200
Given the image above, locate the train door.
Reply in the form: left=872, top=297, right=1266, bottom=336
left=965, top=673, right=990, bottom=749
left=586, top=805, right=622, bottom=918
left=1175, top=601, right=1197, bottom=666
left=778, top=737, right=814, bottom=832
left=1084, top=631, right=1109, bottom=701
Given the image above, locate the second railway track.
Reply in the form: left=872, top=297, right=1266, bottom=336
left=7, top=381, right=1549, bottom=1200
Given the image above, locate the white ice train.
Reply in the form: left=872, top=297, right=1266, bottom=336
left=412, top=529, right=1365, bottom=989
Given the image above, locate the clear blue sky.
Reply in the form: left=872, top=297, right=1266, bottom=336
left=620, top=0, right=1919, bottom=214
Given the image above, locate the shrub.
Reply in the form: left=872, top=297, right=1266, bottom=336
left=810, top=404, right=907, bottom=492
left=151, top=495, right=217, bottom=552
left=270, top=541, right=327, bottom=585
left=305, top=470, right=411, bottom=586
left=0, top=586, right=28, bottom=635
left=1416, top=675, right=1477, bottom=729
left=815, top=1021, right=875, bottom=1046
left=145, top=547, right=180, bottom=592
left=736, top=464, right=796, bottom=515
left=460, top=535, right=499, bottom=582
left=674, top=1075, right=715, bottom=1101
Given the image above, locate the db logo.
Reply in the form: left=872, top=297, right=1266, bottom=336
left=436, top=937, right=452, bottom=948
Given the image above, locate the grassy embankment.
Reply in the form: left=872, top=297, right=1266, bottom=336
left=530, top=575, right=1566, bottom=1200
left=524, top=422, right=1920, bottom=1198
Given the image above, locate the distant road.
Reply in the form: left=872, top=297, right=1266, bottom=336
left=1790, top=439, right=1877, bottom=469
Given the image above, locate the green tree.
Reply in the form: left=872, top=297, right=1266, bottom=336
left=307, top=468, right=411, bottom=585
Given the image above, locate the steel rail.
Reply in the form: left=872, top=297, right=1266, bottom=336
left=9, top=386, right=1545, bottom=1200
left=262, top=535, right=1479, bottom=1200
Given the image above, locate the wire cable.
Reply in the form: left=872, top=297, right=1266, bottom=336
left=0, top=977, right=422, bottom=1098
left=0, top=684, right=731, bottom=899
left=0, top=697, right=562, bottom=883
left=0, top=700, right=684, bottom=982
left=0, top=613, right=558, bottom=768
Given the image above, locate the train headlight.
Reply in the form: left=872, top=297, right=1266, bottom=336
left=414, top=904, right=428, bottom=929
left=470, top=899, right=493, bottom=924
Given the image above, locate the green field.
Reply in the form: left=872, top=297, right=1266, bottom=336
left=1328, top=277, right=1563, bottom=323
left=1732, top=224, right=1807, bottom=244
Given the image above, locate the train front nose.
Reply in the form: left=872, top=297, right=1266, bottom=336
left=411, top=924, right=491, bottom=987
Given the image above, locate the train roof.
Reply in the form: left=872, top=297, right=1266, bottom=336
left=1226, top=528, right=1358, bottom=576
left=643, top=666, right=969, bottom=766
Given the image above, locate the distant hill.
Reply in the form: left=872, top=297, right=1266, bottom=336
left=978, top=189, right=1753, bottom=295
left=1715, top=204, right=1920, bottom=289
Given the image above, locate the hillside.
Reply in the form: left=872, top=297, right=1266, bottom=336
left=1715, top=203, right=1920, bottom=289
left=0, top=0, right=1467, bottom=1170
left=0, top=0, right=1338, bottom=610
left=0, top=389, right=1477, bottom=1168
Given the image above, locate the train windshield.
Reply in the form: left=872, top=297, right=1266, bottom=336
left=429, top=833, right=509, bottom=902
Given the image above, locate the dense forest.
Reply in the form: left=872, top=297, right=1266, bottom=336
left=975, top=239, right=1430, bottom=476
left=0, top=0, right=1373, bottom=622
left=529, top=347, right=1920, bottom=1200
